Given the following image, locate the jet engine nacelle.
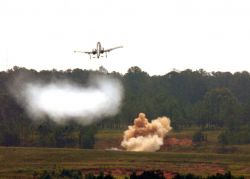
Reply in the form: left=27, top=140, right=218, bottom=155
left=101, top=48, right=104, bottom=53
left=92, top=49, right=97, bottom=54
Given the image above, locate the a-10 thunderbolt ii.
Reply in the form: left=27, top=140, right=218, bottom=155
left=74, top=42, right=123, bottom=59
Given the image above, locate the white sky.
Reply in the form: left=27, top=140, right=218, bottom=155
left=1, top=0, right=250, bottom=75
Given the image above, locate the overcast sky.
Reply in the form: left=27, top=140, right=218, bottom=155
left=1, top=0, right=250, bottom=75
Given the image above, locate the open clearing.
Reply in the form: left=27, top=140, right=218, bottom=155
left=0, top=147, right=250, bottom=178
left=1, top=129, right=250, bottom=178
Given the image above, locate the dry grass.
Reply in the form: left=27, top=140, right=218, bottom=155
left=0, top=147, right=250, bottom=178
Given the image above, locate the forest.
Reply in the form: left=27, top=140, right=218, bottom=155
left=1, top=66, right=250, bottom=147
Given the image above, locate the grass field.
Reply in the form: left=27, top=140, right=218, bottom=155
left=95, top=128, right=250, bottom=154
left=0, top=147, right=250, bottom=178
left=1, top=129, right=250, bottom=178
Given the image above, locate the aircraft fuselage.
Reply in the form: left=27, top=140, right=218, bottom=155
left=97, top=42, right=101, bottom=58
left=74, top=41, right=122, bottom=59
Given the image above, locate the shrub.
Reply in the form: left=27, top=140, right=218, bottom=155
left=192, top=130, right=207, bottom=143
left=1, top=131, right=20, bottom=146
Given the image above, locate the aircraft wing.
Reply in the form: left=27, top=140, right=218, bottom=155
left=103, top=46, right=123, bottom=52
left=74, top=50, right=93, bottom=54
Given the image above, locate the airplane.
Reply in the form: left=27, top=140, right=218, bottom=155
left=74, top=42, right=123, bottom=59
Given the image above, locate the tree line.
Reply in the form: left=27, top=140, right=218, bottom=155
left=1, top=66, right=250, bottom=147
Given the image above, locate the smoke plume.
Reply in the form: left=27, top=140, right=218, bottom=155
left=121, top=113, right=172, bottom=152
left=10, top=74, right=123, bottom=125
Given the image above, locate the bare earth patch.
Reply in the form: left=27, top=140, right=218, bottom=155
left=81, top=167, right=177, bottom=178
left=164, top=137, right=193, bottom=146
left=80, top=163, right=225, bottom=178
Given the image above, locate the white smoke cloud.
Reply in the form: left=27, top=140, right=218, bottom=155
left=11, top=75, right=123, bottom=125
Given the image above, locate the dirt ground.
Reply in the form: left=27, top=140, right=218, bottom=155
left=80, top=163, right=225, bottom=179
left=81, top=167, right=177, bottom=178
left=164, top=137, right=193, bottom=146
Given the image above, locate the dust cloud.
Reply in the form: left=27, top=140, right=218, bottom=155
left=121, top=113, right=172, bottom=152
